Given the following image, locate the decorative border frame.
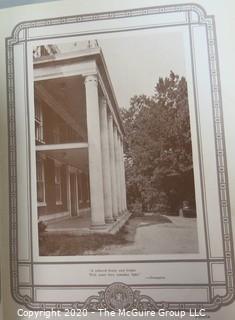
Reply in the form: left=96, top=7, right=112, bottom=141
left=6, top=3, right=235, bottom=312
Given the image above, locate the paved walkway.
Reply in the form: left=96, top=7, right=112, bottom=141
left=92, top=215, right=198, bottom=255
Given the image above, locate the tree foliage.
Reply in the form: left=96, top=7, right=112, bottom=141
left=121, top=71, right=195, bottom=213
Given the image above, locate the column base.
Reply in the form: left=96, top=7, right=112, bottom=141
left=90, top=224, right=107, bottom=230
left=105, top=217, right=115, bottom=224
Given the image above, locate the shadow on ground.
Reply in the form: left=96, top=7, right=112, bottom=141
left=39, top=213, right=171, bottom=256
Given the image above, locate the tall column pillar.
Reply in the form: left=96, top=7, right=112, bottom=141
left=66, top=167, right=71, bottom=215
left=75, top=173, right=80, bottom=216
left=117, top=134, right=124, bottom=213
left=108, top=114, right=118, bottom=219
left=114, top=126, right=121, bottom=215
left=118, top=135, right=125, bottom=212
left=84, top=74, right=105, bottom=227
left=99, top=97, right=114, bottom=223
left=120, top=138, right=127, bottom=210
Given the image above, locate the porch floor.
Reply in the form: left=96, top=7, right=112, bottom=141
left=45, top=210, right=131, bottom=235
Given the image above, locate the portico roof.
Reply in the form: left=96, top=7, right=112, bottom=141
left=33, top=43, right=125, bottom=136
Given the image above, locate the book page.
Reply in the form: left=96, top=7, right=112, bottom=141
left=0, top=0, right=235, bottom=319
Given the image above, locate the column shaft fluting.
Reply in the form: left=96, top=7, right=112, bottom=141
left=118, top=135, right=124, bottom=213
left=66, top=167, right=71, bottom=215
left=108, top=114, right=118, bottom=219
left=85, top=75, right=105, bottom=226
left=114, top=126, right=121, bottom=215
left=99, top=97, right=114, bottom=223
left=120, top=139, right=127, bottom=210
left=75, top=173, right=80, bottom=216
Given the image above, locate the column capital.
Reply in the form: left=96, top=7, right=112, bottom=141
left=84, top=74, right=98, bottom=85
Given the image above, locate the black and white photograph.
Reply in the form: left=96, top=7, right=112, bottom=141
left=34, top=33, right=198, bottom=256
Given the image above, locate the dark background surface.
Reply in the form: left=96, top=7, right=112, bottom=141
left=0, top=0, right=60, bottom=9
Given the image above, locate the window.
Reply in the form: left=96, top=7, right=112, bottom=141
left=55, top=164, right=62, bottom=204
left=36, top=159, right=45, bottom=205
left=35, top=101, right=44, bottom=144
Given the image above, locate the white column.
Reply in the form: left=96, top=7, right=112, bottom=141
left=117, top=134, right=124, bottom=213
left=108, top=114, right=118, bottom=219
left=118, top=135, right=125, bottom=212
left=120, top=138, right=127, bottom=210
left=99, top=97, right=114, bottom=223
left=66, top=166, right=71, bottom=215
left=75, top=173, right=80, bottom=216
left=114, top=126, right=121, bottom=215
left=84, top=75, right=105, bottom=227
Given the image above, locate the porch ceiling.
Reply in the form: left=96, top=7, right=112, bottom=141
left=35, top=75, right=87, bottom=140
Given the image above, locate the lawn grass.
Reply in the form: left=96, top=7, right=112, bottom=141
left=39, top=213, right=171, bottom=256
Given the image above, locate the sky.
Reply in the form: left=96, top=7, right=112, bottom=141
left=98, top=30, right=187, bottom=109
left=57, top=28, right=187, bottom=109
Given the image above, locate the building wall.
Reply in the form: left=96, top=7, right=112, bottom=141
left=38, top=158, right=67, bottom=216
left=37, top=158, right=90, bottom=217
left=41, top=101, right=82, bottom=145
left=78, top=172, right=90, bottom=209
left=36, top=90, right=90, bottom=217
left=35, top=99, right=83, bottom=144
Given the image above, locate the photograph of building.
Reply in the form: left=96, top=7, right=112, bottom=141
left=34, top=41, right=129, bottom=239
left=34, top=34, right=199, bottom=256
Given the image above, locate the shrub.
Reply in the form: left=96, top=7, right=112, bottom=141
left=130, top=201, right=143, bottom=216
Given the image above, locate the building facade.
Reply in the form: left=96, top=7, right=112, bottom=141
left=34, top=41, right=128, bottom=231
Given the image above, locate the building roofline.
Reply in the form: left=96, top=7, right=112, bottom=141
left=34, top=47, right=125, bottom=136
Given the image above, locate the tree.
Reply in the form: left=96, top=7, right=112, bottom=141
left=121, top=71, right=195, bottom=213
